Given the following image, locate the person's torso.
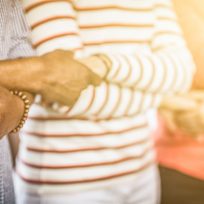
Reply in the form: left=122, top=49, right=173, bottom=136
left=17, top=0, right=162, bottom=194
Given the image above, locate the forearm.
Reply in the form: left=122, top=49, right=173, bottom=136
left=0, top=56, right=43, bottom=93
left=0, top=86, right=34, bottom=138
left=88, top=47, right=195, bottom=94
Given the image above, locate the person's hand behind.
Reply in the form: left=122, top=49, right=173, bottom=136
left=34, top=50, right=102, bottom=107
left=159, top=92, right=204, bottom=138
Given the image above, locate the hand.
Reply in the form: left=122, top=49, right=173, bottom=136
left=159, top=92, right=204, bottom=138
left=0, top=87, right=26, bottom=138
left=78, top=56, right=108, bottom=78
left=0, top=50, right=102, bottom=107
left=34, top=50, right=102, bottom=106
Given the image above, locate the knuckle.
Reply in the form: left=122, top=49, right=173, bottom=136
left=81, top=67, right=89, bottom=77
left=70, top=93, right=80, bottom=103
left=79, top=81, right=89, bottom=90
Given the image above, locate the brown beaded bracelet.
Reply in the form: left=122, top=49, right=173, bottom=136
left=10, top=90, right=30, bottom=133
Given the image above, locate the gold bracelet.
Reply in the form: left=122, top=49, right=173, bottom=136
left=10, top=90, right=30, bottom=133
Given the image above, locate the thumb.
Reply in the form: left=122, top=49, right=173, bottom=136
left=89, top=71, right=102, bottom=86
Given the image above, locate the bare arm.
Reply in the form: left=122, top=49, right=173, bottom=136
left=0, top=50, right=101, bottom=106
left=0, top=87, right=32, bottom=164
left=0, top=56, right=44, bottom=92
left=0, top=0, right=101, bottom=107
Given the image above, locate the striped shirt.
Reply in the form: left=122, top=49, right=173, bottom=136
left=0, top=0, right=34, bottom=203
left=17, top=0, right=195, bottom=194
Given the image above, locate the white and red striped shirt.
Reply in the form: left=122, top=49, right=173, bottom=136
left=17, top=0, right=195, bottom=193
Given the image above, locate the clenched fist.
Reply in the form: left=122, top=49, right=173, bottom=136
left=38, top=50, right=102, bottom=106
left=0, top=50, right=102, bottom=107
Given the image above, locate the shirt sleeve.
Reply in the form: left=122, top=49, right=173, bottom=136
left=8, top=0, right=35, bottom=59
left=21, top=0, right=195, bottom=119
left=23, top=1, right=195, bottom=95
left=63, top=83, right=162, bottom=119
left=97, top=0, right=196, bottom=94
left=21, top=0, right=83, bottom=56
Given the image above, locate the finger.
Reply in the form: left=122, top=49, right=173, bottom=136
left=43, top=90, right=70, bottom=107
left=39, top=97, right=70, bottom=113
left=42, top=84, right=80, bottom=107
left=41, top=85, right=68, bottom=106
left=60, top=50, right=74, bottom=58
left=40, top=96, right=53, bottom=108
left=43, top=49, right=74, bottom=59
left=55, top=84, right=81, bottom=106
left=89, top=72, right=102, bottom=86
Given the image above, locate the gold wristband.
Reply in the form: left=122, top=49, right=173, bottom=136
left=10, top=90, right=30, bottom=133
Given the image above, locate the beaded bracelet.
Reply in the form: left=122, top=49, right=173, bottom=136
left=10, top=90, right=30, bottom=133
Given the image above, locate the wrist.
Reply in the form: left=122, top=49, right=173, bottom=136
left=10, top=91, right=32, bottom=133
left=12, top=95, right=25, bottom=128
left=0, top=89, right=24, bottom=137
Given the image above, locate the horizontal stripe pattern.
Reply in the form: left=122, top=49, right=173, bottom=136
left=18, top=141, right=153, bottom=169
left=17, top=164, right=154, bottom=187
left=17, top=152, right=154, bottom=184
left=25, top=138, right=150, bottom=154
left=26, top=84, right=162, bottom=120
left=17, top=0, right=196, bottom=195
left=15, top=163, right=157, bottom=196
